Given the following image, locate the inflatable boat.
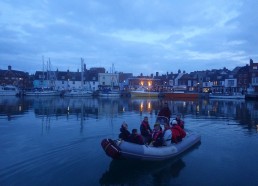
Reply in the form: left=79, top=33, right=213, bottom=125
left=101, top=130, right=201, bottom=161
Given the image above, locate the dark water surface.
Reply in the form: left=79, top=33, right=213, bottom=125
left=0, top=97, right=257, bottom=186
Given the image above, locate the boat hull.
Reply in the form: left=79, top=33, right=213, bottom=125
left=25, top=91, right=60, bottom=96
left=99, top=91, right=121, bottom=97
left=102, top=130, right=201, bottom=161
left=209, top=94, right=245, bottom=99
left=64, top=90, right=92, bottom=97
left=0, top=85, right=20, bottom=96
left=163, top=92, right=199, bottom=100
left=130, top=91, right=160, bottom=98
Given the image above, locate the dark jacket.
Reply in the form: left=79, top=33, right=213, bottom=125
left=140, top=121, right=152, bottom=137
left=158, top=107, right=171, bottom=121
left=129, top=134, right=144, bottom=145
left=175, top=118, right=184, bottom=129
left=151, top=129, right=163, bottom=147
left=119, top=127, right=130, bottom=141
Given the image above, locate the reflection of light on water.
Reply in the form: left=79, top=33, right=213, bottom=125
left=122, top=107, right=125, bottom=112
left=183, top=102, right=186, bottom=107
left=147, top=102, right=151, bottom=110
left=140, top=102, right=143, bottom=112
left=256, top=125, right=258, bottom=132
left=19, top=105, right=22, bottom=111
left=196, top=105, right=199, bottom=113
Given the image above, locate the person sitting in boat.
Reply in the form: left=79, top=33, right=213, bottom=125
left=129, top=129, right=144, bottom=145
left=157, top=102, right=171, bottom=123
left=140, top=116, right=152, bottom=144
left=150, top=123, right=163, bottom=147
left=175, top=113, right=184, bottom=129
left=171, top=120, right=186, bottom=143
left=118, top=122, right=130, bottom=141
left=163, top=122, right=172, bottom=146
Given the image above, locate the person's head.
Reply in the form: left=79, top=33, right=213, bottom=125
left=172, top=120, right=178, bottom=125
left=121, top=122, right=128, bottom=129
left=132, top=128, right=138, bottom=134
left=176, top=114, right=181, bottom=119
left=154, top=123, right=160, bottom=130
left=164, top=122, right=170, bottom=129
left=143, top=116, right=148, bottom=122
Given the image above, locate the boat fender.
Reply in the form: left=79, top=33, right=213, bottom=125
left=101, top=139, right=121, bottom=159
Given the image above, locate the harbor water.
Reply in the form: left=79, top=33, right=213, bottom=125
left=0, top=96, right=258, bottom=185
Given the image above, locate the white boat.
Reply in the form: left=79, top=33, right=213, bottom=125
left=64, top=89, right=93, bottom=97
left=209, top=93, right=245, bottom=99
left=99, top=90, right=121, bottom=98
left=130, top=90, right=160, bottom=98
left=0, top=85, right=20, bottom=96
left=101, top=130, right=201, bottom=161
left=130, top=87, right=160, bottom=98
left=25, top=88, right=60, bottom=96
left=246, top=85, right=258, bottom=99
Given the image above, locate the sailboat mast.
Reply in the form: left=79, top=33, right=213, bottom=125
left=42, top=56, right=45, bottom=88
left=81, top=58, right=84, bottom=88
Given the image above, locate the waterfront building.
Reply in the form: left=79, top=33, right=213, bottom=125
left=0, top=65, right=31, bottom=89
left=98, top=72, right=119, bottom=90
left=249, top=59, right=258, bottom=92
left=1, top=58, right=257, bottom=96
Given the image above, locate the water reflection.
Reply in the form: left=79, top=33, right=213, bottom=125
left=99, top=140, right=201, bottom=185
left=99, top=158, right=185, bottom=185
left=0, top=97, right=257, bottom=130
left=0, top=97, right=28, bottom=120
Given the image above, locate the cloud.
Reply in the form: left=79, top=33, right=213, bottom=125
left=0, top=0, right=257, bottom=75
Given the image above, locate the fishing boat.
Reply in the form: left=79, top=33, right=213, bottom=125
left=130, top=87, right=160, bottom=98
left=0, top=85, right=20, bottom=96
left=101, top=130, right=201, bottom=161
left=99, top=89, right=121, bottom=98
left=209, top=93, right=245, bottom=99
left=64, top=58, right=93, bottom=97
left=64, top=89, right=93, bottom=97
left=99, top=64, right=121, bottom=98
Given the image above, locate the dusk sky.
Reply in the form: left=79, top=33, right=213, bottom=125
left=1, top=0, right=258, bottom=76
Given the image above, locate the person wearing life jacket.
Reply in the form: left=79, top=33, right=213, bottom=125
left=163, top=122, right=172, bottom=146
left=151, top=123, right=163, bottom=147
left=129, top=129, right=144, bottom=145
left=157, top=102, right=171, bottom=123
left=175, top=113, right=185, bottom=129
left=118, top=122, right=130, bottom=141
left=140, top=116, right=152, bottom=144
left=171, top=120, right=186, bottom=143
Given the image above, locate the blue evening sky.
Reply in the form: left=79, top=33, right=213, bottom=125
left=0, top=0, right=257, bottom=75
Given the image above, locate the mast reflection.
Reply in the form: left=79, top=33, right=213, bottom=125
left=0, top=97, right=257, bottom=130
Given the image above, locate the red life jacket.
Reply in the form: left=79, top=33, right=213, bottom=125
left=142, top=121, right=150, bottom=129
left=176, top=119, right=185, bottom=129
left=171, top=125, right=186, bottom=143
left=130, top=134, right=144, bottom=145
left=152, top=130, right=162, bottom=141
